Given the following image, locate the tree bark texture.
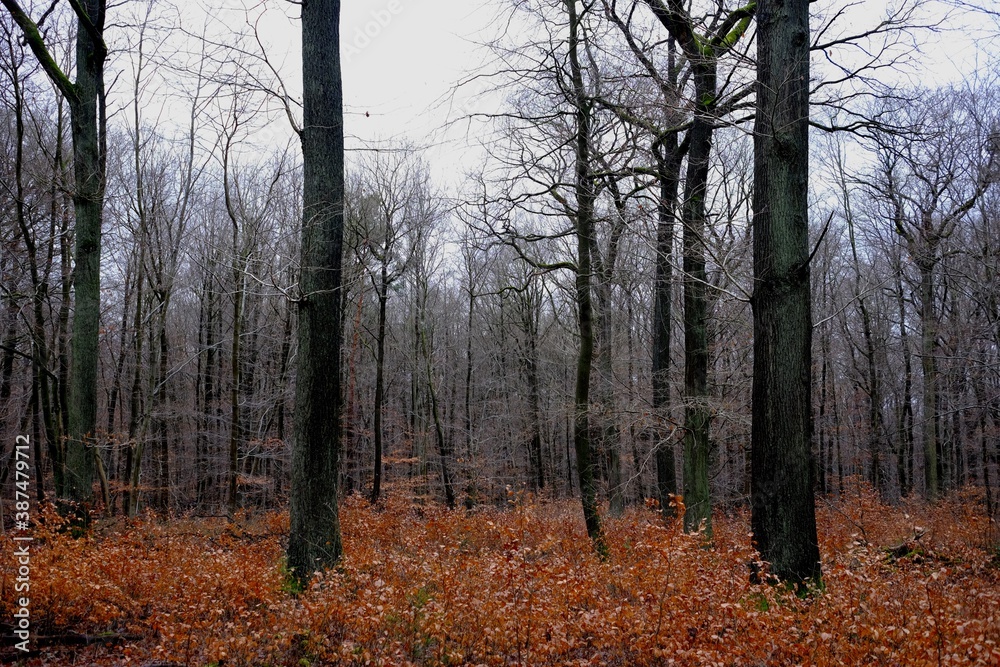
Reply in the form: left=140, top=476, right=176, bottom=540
left=566, top=0, right=607, bottom=557
left=288, top=0, right=345, bottom=579
left=750, top=0, right=822, bottom=586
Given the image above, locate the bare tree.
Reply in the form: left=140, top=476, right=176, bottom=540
left=2, top=0, right=108, bottom=511
left=860, top=87, right=997, bottom=499
left=750, top=0, right=821, bottom=587
left=288, top=0, right=345, bottom=580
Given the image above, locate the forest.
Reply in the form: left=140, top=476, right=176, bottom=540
left=1, top=0, right=999, bottom=664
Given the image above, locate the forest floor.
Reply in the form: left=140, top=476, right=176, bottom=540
left=1, top=486, right=999, bottom=666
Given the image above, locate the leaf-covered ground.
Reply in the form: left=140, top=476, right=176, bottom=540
left=2, top=487, right=999, bottom=666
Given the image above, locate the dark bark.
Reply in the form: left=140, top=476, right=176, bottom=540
left=895, top=262, right=914, bottom=496
left=680, top=62, right=714, bottom=535
left=845, top=206, right=887, bottom=496
left=750, top=0, right=821, bottom=586
left=288, top=0, right=345, bottom=580
left=594, top=174, right=630, bottom=516
left=371, top=268, right=388, bottom=503
left=525, top=308, right=545, bottom=493
left=64, top=0, right=107, bottom=506
left=566, top=0, right=606, bottom=557
left=223, top=154, right=245, bottom=519
left=641, top=0, right=754, bottom=534
left=423, top=329, right=456, bottom=509
left=2, top=0, right=108, bottom=506
left=652, top=135, right=681, bottom=515
left=917, top=256, right=939, bottom=498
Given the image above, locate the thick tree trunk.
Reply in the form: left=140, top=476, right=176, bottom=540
left=750, top=0, right=821, bottom=586
left=64, top=0, right=107, bottom=506
left=288, top=0, right=345, bottom=580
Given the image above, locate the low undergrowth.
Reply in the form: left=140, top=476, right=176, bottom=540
left=1, top=486, right=998, bottom=666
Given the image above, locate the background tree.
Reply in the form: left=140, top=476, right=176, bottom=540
left=859, top=89, right=997, bottom=499
left=2, top=0, right=108, bottom=508
left=638, top=0, right=754, bottom=535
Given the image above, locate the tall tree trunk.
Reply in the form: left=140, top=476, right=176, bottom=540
left=566, top=0, right=606, bottom=557
left=371, top=269, right=388, bottom=503
left=652, top=135, right=681, bottom=516
left=65, top=0, right=107, bottom=506
left=595, top=279, right=622, bottom=514
left=680, top=61, right=714, bottom=536
left=639, top=0, right=754, bottom=528
left=524, top=301, right=545, bottom=493
left=422, top=329, right=455, bottom=508
left=288, top=0, right=345, bottom=580
left=463, top=269, right=477, bottom=506
left=228, top=258, right=244, bottom=518
left=153, top=313, right=170, bottom=511
left=6, top=41, right=61, bottom=495
left=750, top=0, right=821, bottom=586
left=895, top=264, right=915, bottom=496
left=918, top=256, right=939, bottom=499
left=3, top=0, right=107, bottom=512
left=845, top=207, right=886, bottom=496
left=124, top=255, right=145, bottom=516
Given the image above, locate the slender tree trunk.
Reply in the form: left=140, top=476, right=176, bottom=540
left=154, top=313, right=170, bottom=511
left=594, top=274, right=623, bottom=515
left=105, top=265, right=132, bottom=438
left=463, top=275, right=477, bottom=506
left=680, top=61, right=715, bottom=536
left=7, top=46, right=61, bottom=495
left=228, top=262, right=244, bottom=518
left=639, top=0, right=753, bottom=527
left=846, top=209, right=886, bottom=496
left=895, top=266, right=915, bottom=496
left=371, top=270, right=388, bottom=503
left=750, top=0, right=821, bottom=586
left=124, top=260, right=145, bottom=516
left=566, top=0, right=606, bottom=557
left=981, top=406, right=994, bottom=519
left=288, top=0, right=345, bottom=580
left=918, top=256, right=939, bottom=499
left=525, top=308, right=545, bottom=493
left=653, top=137, right=681, bottom=516
left=423, top=329, right=455, bottom=508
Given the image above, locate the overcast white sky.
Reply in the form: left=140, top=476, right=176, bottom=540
left=194, top=0, right=993, bottom=192
left=221, top=0, right=498, bottom=188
